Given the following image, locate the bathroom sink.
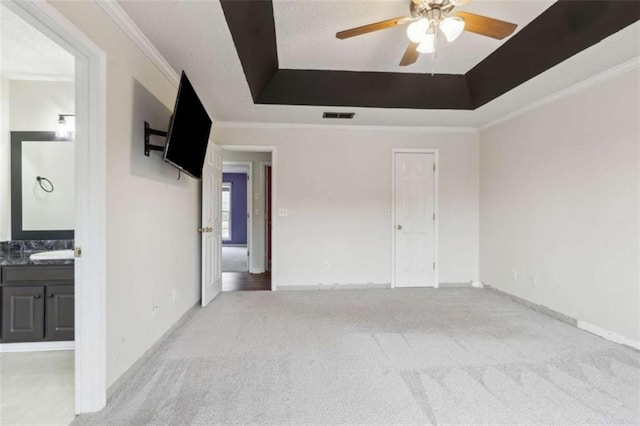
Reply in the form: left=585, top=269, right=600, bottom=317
left=29, top=249, right=75, bottom=260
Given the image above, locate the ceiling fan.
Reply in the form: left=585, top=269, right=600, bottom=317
left=335, top=0, right=518, bottom=66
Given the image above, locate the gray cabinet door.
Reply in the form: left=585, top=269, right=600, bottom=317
left=45, top=284, right=74, bottom=341
left=1, top=286, right=45, bottom=342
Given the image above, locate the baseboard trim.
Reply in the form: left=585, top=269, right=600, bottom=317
left=438, top=281, right=484, bottom=289
left=106, top=301, right=200, bottom=400
left=0, top=341, right=74, bottom=353
left=278, top=283, right=392, bottom=291
left=577, top=320, right=640, bottom=351
left=249, top=267, right=265, bottom=274
left=484, top=285, right=578, bottom=327
left=484, top=284, right=639, bottom=351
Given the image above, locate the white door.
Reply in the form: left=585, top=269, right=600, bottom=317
left=201, top=143, right=222, bottom=306
left=393, top=152, right=436, bottom=287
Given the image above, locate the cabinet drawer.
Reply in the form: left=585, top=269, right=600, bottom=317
left=2, top=265, right=74, bottom=284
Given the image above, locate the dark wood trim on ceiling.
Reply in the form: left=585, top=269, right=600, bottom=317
left=220, top=0, right=639, bottom=110
left=219, top=0, right=279, bottom=103
left=258, top=70, right=473, bottom=109
left=467, top=1, right=640, bottom=107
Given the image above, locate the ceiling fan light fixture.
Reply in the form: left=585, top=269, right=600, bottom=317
left=439, top=16, right=465, bottom=42
left=406, top=18, right=429, bottom=43
left=416, top=32, right=435, bottom=54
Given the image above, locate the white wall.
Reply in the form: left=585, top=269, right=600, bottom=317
left=480, top=68, right=640, bottom=343
left=212, top=125, right=480, bottom=287
left=9, top=80, right=74, bottom=131
left=222, top=150, right=271, bottom=272
left=52, top=1, right=201, bottom=388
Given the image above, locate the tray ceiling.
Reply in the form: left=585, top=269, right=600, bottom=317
left=117, top=0, right=640, bottom=127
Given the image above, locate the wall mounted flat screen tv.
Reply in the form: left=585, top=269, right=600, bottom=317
left=163, top=71, right=212, bottom=179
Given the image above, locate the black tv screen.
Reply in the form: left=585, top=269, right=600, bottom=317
left=163, top=72, right=212, bottom=179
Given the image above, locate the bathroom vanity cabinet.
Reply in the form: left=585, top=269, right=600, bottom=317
left=0, top=265, right=74, bottom=343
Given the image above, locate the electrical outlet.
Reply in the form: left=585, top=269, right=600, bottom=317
left=278, top=208, right=288, bottom=217
left=323, top=260, right=330, bottom=270
left=512, top=270, right=518, bottom=281
left=152, top=302, right=159, bottom=314
left=530, top=275, right=537, bottom=286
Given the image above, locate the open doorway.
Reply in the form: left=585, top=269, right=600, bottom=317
left=220, top=149, right=272, bottom=291
left=0, top=4, right=76, bottom=424
left=221, top=161, right=251, bottom=273
left=1, top=0, right=108, bottom=417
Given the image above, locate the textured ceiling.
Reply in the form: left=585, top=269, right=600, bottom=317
left=0, top=5, right=74, bottom=81
left=117, top=0, right=640, bottom=127
left=274, top=0, right=555, bottom=74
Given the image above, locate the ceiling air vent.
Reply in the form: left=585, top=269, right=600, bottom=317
left=323, top=112, right=355, bottom=119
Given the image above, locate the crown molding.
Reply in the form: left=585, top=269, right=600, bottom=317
left=214, top=121, right=479, bottom=134
left=95, top=0, right=179, bottom=87
left=480, top=57, right=640, bottom=131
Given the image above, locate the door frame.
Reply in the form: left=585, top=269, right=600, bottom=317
left=261, top=161, right=272, bottom=272
left=391, top=148, right=439, bottom=289
left=220, top=145, right=277, bottom=290
left=4, top=0, right=108, bottom=413
left=221, top=161, right=253, bottom=271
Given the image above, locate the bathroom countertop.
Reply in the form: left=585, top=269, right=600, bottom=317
left=0, top=252, right=74, bottom=266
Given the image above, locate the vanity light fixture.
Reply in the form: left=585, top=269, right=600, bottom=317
left=56, top=114, right=75, bottom=138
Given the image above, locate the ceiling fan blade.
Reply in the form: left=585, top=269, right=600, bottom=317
left=336, top=16, right=409, bottom=39
left=454, top=11, right=517, bottom=40
left=399, top=42, right=419, bottom=66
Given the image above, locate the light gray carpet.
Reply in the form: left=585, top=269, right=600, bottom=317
left=74, top=289, right=640, bottom=425
left=222, top=246, right=248, bottom=272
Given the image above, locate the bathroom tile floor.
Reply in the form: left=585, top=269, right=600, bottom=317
left=0, top=350, right=75, bottom=425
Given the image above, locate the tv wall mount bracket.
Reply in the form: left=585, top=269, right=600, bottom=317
left=144, top=121, right=168, bottom=157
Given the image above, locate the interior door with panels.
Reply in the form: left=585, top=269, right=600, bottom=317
left=394, top=152, right=436, bottom=287
left=201, top=143, right=222, bottom=307
left=2, top=285, right=45, bottom=342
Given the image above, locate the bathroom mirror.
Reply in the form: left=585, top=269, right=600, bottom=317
left=11, top=132, right=75, bottom=240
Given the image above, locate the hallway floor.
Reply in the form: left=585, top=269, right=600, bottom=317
left=222, top=271, right=270, bottom=291
left=74, top=288, right=639, bottom=425
left=221, top=246, right=248, bottom=272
